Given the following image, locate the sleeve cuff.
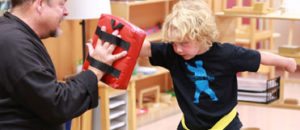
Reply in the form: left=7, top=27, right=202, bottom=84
left=79, top=70, right=99, bottom=108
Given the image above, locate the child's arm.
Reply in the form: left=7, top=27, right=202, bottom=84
left=140, top=40, right=152, bottom=57
left=260, top=51, right=297, bottom=73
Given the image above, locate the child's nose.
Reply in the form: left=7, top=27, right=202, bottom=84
left=175, top=46, right=183, bottom=53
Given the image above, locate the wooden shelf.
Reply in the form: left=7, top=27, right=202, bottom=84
left=111, top=0, right=172, bottom=6
left=98, top=86, right=130, bottom=130
left=212, top=9, right=300, bottom=62
left=146, top=31, right=163, bottom=42
left=110, top=109, right=126, bottom=120
left=110, top=100, right=126, bottom=109
left=239, top=100, right=300, bottom=110
left=236, top=32, right=280, bottom=44
left=215, top=10, right=300, bottom=21
left=238, top=100, right=280, bottom=107
left=278, top=53, right=300, bottom=65
left=111, top=120, right=126, bottom=130
left=111, top=0, right=173, bottom=42
left=130, top=67, right=169, bottom=81
left=137, top=97, right=180, bottom=127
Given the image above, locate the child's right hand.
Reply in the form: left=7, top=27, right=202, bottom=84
left=284, top=58, right=297, bottom=72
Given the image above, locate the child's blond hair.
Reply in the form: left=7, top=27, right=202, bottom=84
left=162, top=0, right=218, bottom=49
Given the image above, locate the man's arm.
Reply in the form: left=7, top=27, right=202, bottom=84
left=260, top=51, right=297, bottom=73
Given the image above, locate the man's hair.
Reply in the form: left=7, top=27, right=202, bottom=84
left=11, top=0, right=51, bottom=8
left=11, top=0, right=33, bottom=7
left=162, top=0, right=218, bottom=48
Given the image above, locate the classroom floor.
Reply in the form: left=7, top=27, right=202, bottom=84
left=138, top=68, right=300, bottom=130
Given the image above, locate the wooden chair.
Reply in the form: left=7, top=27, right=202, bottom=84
left=224, top=0, right=276, bottom=78
left=231, top=0, right=275, bottom=50
left=138, top=85, right=160, bottom=108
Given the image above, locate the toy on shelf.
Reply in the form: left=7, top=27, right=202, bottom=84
left=136, top=108, right=148, bottom=116
left=137, top=66, right=157, bottom=75
left=143, top=22, right=162, bottom=36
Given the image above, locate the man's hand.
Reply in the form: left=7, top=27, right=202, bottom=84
left=87, top=26, right=127, bottom=80
left=86, top=26, right=127, bottom=65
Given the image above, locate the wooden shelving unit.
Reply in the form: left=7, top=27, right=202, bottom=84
left=215, top=0, right=300, bottom=64
left=215, top=10, right=300, bottom=20
left=96, top=83, right=136, bottom=130
left=112, top=0, right=173, bottom=6
left=214, top=0, right=300, bottom=112
left=71, top=82, right=136, bottom=130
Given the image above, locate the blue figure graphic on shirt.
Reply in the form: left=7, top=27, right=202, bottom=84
left=186, top=60, right=218, bottom=104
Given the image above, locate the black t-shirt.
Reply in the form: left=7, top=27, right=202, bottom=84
left=150, top=42, right=260, bottom=129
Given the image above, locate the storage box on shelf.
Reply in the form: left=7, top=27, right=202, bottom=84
left=237, top=73, right=300, bottom=111
left=237, top=77, right=281, bottom=104
left=237, top=76, right=284, bottom=106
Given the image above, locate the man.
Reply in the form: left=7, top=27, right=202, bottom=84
left=0, top=0, right=127, bottom=129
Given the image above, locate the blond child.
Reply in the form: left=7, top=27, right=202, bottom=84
left=140, top=1, right=297, bottom=130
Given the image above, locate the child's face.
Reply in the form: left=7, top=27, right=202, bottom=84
left=172, top=40, right=201, bottom=60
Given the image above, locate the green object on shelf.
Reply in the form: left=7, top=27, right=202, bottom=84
left=166, top=89, right=175, bottom=97
left=132, top=64, right=138, bottom=76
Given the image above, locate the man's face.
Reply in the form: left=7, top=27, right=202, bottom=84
left=41, top=0, right=68, bottom=38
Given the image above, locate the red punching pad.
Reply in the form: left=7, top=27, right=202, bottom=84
left=83, top=14, right=146, bottom=89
